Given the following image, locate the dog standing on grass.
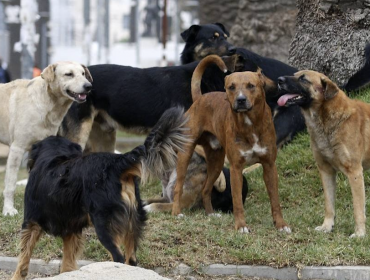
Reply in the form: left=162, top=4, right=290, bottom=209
left=0, top=62, right=93, bottom=216
left=278, top=70, right=370, bottom=237
left=171, top=55, right=290, bottom=233
left=11, top=107, right=189, bottom=280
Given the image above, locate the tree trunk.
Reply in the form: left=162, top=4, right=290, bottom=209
left=198, top=0, right=239, bottom=31
left=229, top=0, right=297, bottom=63
left=289, top=0, right=370, bottom=85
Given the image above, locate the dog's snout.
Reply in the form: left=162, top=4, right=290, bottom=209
left=84, top=83, right=92, bottom=91
left=237, top=95, right=246, bottom=105
left=277, top=77, right=286, bottom=85
left=228, top=46, right=237, bottom=55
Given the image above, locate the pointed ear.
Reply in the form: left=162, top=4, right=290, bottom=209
left=321, top=77, right=339, bottom=100
left=81, top=64, right=93, bottom=83
left=214, top=22, right=229, bottom=36
left=181, top=25, right=201, bottom=42
left=41, top=64, right=56, bottom=83
left=224, top=75, right=229, bottom=89
left=256, top=67, right=266, bottom=87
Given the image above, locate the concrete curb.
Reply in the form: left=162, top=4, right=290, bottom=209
left=1, top=256, right=370, bottom=280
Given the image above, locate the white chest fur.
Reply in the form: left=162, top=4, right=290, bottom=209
left=239, top=134, right=267, bottom=163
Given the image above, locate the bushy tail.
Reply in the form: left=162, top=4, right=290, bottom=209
left=191, top=55, right=228, bottom=102
left=141, top=107, right=190, bottom=183
left=343, top=43, right=370, bottom=92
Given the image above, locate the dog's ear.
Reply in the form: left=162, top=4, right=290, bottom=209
left=81, top=64, right=93, bottom=83
left=321, top=77, right=339, bottom=100
left=181, top=25, right=201, bottom=42
left=214, top=22, right=230, bottom=37
left=41, top=64, right=56, bottom=83
left=256, top=67, right=267, bottom=87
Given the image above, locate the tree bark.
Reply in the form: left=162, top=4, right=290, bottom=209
left=198, top=0, right=239, bottom=31
left=289, top=0, right=370, bottom=85
left=229, top=0, right=297, bottom=63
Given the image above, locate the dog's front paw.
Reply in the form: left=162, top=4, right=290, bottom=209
left=3, top=206, right=18, bottom=216
left=143, top=204, right=153, bottom=213
left=315, top=224, right=333, bottom=233
left=238, top=226, right=250, bottom=234
left=350, top=229, right=366, bottom=238
left=279, top=226, right=292, bottom=234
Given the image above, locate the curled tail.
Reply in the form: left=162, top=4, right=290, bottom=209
left=191, top=55, right=228, bottom=102
left=141, top=107, right=190, bottom=182
left=344, top=43, right=370, bottom=92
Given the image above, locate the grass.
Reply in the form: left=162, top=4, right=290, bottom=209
left=1, top=88, right=370, bottom=272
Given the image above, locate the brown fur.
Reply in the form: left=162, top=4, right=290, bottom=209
left=281, top=70, right=370, bottom=237
left=172, top=56, right=290, bottom=233
left=11, top=223, right=43, bottom=280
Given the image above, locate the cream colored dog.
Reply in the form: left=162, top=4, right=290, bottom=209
left=1, top=61, right=93, bottom=216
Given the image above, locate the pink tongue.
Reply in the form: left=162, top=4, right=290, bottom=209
left=78, top=94, right=87, bottom=100
left=277, top=94, right=299, bottom=106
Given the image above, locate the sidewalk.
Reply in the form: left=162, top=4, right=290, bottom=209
left=0, top=256, right=369, bottom=280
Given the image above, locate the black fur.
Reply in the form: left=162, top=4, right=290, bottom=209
left=180, top=23, right=236, bottom=65
left=343, top=43, right=370, bottom=92
left=23, top=107, right=189, bottom=265
left=211, top=167, right=248, bottom=213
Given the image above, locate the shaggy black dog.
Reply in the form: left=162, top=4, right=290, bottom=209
left=11, top=108, right=189, bottom=280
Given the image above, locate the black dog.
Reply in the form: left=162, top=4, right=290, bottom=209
left=343, top=43, right=370, bottom=92
left=11, top=108, right=189, bottom=280
left=180, top=22, right=236, bottom=64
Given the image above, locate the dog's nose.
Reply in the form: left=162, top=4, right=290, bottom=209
left=277, top=77, right=286, bottom=85
left=84, top=83, right=92, bottom=91
left=236, top=95, right=246, bottom=105
left=228, top=46, right=237, bottom=55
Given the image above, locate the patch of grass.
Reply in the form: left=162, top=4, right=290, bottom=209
left=1, top=88, right=370, bottom=271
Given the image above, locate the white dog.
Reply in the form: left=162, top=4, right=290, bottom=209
left=0, top=61, right=93, bottom=216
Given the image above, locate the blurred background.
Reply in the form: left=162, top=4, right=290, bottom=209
left=0, top=0, right=369, bottom=83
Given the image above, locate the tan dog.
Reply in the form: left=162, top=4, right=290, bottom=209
left=172, top=55, right=290, bottom=233
left=277, top=70, right=369, bottom=237
left=0, top=62, right=92, bottom=216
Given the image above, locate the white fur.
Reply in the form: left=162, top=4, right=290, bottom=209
left=0, top=61, right=92, bottom=216
left=244, top=116, right=252, bottom=125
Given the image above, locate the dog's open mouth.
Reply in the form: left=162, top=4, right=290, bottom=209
left=66, top=90, right=88, bottom=103
left=277, top=94, right=303, bottom=106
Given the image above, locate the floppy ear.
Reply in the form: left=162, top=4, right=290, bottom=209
left=181, top=25, right=201, bottom=42
left=81, top=64, right=93, bottom=83
left=41, top=64, right=56, bottom=83
left=214, top=22, right=230, bottom=36
left=321, top=77, right=339, bottom=100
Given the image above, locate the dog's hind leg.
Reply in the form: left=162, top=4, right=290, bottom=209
left=11, top=223, right=43, bottom=280
left=202, top=145, right=225, bottom=215
left=94, top=225, right=125, bottom=263
left=61, top=233, right=84, bottom=273
left=3, top=145, right=25, bottom=216
left=122, top=232, right=138, bottom=266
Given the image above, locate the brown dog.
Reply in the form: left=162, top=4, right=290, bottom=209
left=172, top=55, right=290, bottom=233
left=277, top=70, right=369, bottom=238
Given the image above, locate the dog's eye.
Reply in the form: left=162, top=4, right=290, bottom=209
left=299, top=75, right=309, bottom=83
left=247, top=84, right=255, bottom=89
left=65, top=73, right=73, bottom=77
left=82, top=72, right=85, bottom=76
left=228, top=85, right=235, bottom=90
